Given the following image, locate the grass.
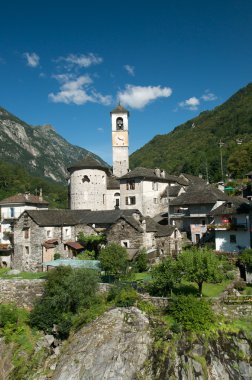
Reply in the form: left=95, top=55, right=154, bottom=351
left=0, top=268, right=48, bottom=280
left=172, top=279, right=233, bottom=298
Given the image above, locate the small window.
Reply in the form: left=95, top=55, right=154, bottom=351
left=82, top=175, right=90, bottom=183
left=153, top=198, right=158, bottom=204
left=23, top=228, right=30, bottom=239
left=125, top=196, right=136, bottom=205
left=230, top=234, right=236, bottom=243
left=116, top=117, right=124, bottom=130
left=152, top=182, right=158, bottom=190
left=116, top=198, right=120, bottom=207
left=25, top=246, right=29, bottom=255
left=126, top=180, right=135, bottom=190
left=10, top=208, right=15, bottom=218
left=202, top=220, right=206, bottom=226
left=121, top=240, right=129, bottom=248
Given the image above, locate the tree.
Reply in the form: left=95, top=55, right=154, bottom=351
left=239, top=249, right=252, bottom=273
left=29, top=266, right=99, bottom=338
left=134, top=248, right=148, bottom=272
left=99, top=243, right=128, bottom=277
left=177, top=247, right=223, bottom=296
left=77, top=232, right=106, bottom=256
left=149, top=256, right=182, bottom=296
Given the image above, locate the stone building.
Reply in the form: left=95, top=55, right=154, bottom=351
left=0, top=192, right=48, bottom=267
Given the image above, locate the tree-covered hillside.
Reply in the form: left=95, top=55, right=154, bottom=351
left=130, top=83, right=252, bottom=182
left=0, top=160, right=68, bottom=208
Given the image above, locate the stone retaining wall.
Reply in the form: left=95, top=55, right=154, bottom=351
left=0, top=279, right=45, bottom=309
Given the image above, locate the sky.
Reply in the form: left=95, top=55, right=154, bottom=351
left=0, top=0, right=252, bottom=164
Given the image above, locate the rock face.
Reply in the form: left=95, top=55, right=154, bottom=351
left=0, top=106, right=107, bottom=183
left=52, top=307, right=152, bottom=380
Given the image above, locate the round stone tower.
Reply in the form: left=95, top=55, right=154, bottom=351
left=67, top=154, right=110, bottom=210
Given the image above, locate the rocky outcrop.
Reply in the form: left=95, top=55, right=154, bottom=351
left=51, top=307, right=152, bottom=380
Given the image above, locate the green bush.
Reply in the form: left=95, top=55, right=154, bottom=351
left=0, top=303, right=19, bottom=327
left=233, top=279, right=246, bottom=291
left=167, top=295, right=216, bottom=332
left=29, top=266, right=99, bottom=338
left=54, top=252, right=61, bottom=260
left=77, top=250, right=95, bottom=260
left=107, top=284, right=138, bottom=307
left=134, top=249, right=148, bottom=272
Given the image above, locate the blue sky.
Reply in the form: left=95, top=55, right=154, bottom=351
left=0, top=0, right=252, bottom=164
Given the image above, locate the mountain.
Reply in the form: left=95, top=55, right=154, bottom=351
left=0, top=106, right=108, bottom=183
left=130, top=83, right=252, bottom=182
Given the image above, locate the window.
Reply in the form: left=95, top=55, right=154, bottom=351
left=152, top=182, right=158, bottom=190
left=121, top=240, right=129, bottom=248
left=153, top=198, right=158, bottom=204
left=230, top=234, right=236, bottom=243
left=202, top=220, right=206, bottom=225
left=25, top=246, right=29, bottom=255
left=125, top=196, right=136, bottom=205
left=126, top=180, right=135, bottom=190
left=23, top=228, right=30, bottom=239
left=115, top=198, right=120, bottom=207
left=82, top=175, right=90, bottom=183
left=10, top=208, right=15, bottom=218
left=103, top=194, right=105, bottom=204
left=116, top=117, right=124, bottom=130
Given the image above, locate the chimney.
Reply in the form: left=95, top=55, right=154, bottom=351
left=154, top=168, right=161, bottom=177
left=160, top=169, right=166, bottom=178
left=24, top=192, right=29, bottom=200
left=39, top=188, right=43, bottom=201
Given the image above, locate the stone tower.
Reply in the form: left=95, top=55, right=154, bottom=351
left=111, top=105, right=129, bottom=177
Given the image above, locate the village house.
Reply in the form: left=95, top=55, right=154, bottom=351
left=0, top=192, right=48, bottom=267
left=210, top=197, right=252, bottom=253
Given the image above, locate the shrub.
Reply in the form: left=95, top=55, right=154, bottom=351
left=29, top=266, right=99, bottom=338
left=77, top=250, right=95, bottom=260
left=233, top=279, right=246, bottom=291
left=0, top=303, right=19, bottom=327
left=99, top=243, right=128, bottom=277
left=107, top=284, right=138, bottom=307
left=134, top=249, right=148, bottom=272
left=54, top=252, right=61, bottom=260
left=167, top=295, right=216, bottom=332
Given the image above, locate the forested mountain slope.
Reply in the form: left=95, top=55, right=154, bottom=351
left=130, top=83, right=252, bottom=182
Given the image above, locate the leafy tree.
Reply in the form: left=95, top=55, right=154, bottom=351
left=134, top=248, right=148, bottom=272
left=77, top=233, right=106, bottom=256
left=168, top=295, right=216, bottom=332
left=29, top=266, right=99, bottom=338
left=177, top=247, right=223, bottom=296
left=99, top=243, right=128, bottom=277
left=77, top=250, right=96, bottom=260
left=239, top=249, right=252, bottom=273
left=149, top=256, right=182, bottom=296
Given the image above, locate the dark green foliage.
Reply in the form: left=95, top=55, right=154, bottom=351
left=239, top=249, right=252, bottom=273
left=130, top=83, right=252, bottom=181
left=29, top=266, right=99, bottom=338
left=133, top=249, right=149, bottom=272
left=168, top=295, right=216, bottom=332
left=149, top=256, right=182, bottom=296
left=0, top=160, right=67, bottom=208
left=99, top=243, right=128, bottom=276
left=77, top=233, right=106, bottom=256
left=177, top=247, right=223, bottom=296
left=77, top=250, right=96, bottom=260
left=54, top=252, right=61, bottom=260
left=0, top=303, right=19, bottom=327
left=107, top=284, right=138, bottom=307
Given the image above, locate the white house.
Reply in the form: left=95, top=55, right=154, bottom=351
left=210, top=198, right=252, bottom=253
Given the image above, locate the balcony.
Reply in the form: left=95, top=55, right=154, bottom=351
left=208, top=222, right=248, bottom=231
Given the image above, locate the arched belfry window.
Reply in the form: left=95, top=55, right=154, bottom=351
left=116, top=117, right=124, bottom=130
left=82, top=175, right=90, bottom=183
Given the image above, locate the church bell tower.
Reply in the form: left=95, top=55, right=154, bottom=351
left=110, top=104, right=129, bottom=177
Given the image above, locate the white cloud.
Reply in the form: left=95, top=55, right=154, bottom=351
left=57, top=53, right=103, bottom=69
left=179, top=96, right=200, bottom=111
left=49, top=74, right=112, bottom=106
left=124, top=64, right=135, bottom=76
left=97, top=127, right=104, bottom=132
left=201, top=90, right=217, bottom=101
left=23, top=52, right=40, bottom=67
left=118, top=85, right=172, bottom=109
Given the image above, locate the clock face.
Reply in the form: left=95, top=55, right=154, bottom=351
left=112, top=131, right=128, bottom=146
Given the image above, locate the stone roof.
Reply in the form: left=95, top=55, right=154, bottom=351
left=210, top=197, right=252, bottom=216
left=170, top=184, right=228, bottom=206
left=179, top=173, right=208, bottom=186
left=110, top=104, right=129, bottom=115
left=119, top=167, right=181, bottom=183
left=155, top=224, right=175, bottom=237
left=107, top=176, right=120, bottom=190
left=0, top=193, right=49, bottom=205
left=22, top=209, right=142, bottom=227
left=67, top=154, right=110, bottom=173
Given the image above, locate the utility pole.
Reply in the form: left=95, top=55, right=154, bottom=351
left=218, top=140, right=225, bottom=183
left=167, top=184, right=170, bottom=225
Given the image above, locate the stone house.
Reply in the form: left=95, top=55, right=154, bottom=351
left=169, top=181, right=228, bottom=242
left=106, top=212, right=183, bottom=262
left=0, top=192, right=48, bottom=267
left=210, top=198, right=252, bottom=253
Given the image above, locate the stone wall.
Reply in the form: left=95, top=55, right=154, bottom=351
left=0, top=279, right=45, bottom=309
